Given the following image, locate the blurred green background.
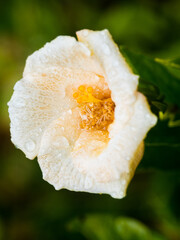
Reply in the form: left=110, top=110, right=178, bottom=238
left=1, top=0, right=180, bottom=239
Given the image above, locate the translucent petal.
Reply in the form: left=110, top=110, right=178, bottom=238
left=8, top=66, right=106, bottom=159
left=24, top=36, right=104, bottom=76
left=38, top=109, right=144, bottom=198
left=72, top=95, right=156, bottom=194
left=77, top=29, right=138, bottom=100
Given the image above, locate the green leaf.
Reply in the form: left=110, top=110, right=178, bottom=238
left=115, top=217, right=165, bottom=240
left=155, top=58, right=180, bottom=70
left=139, top=120, right=180, bottom=170
left=68, top=215, right=166, bottom=240
left=120, top=47, right=180, bottom=107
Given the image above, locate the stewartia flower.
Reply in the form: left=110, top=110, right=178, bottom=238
left=8, top=29, right=157, bottom=198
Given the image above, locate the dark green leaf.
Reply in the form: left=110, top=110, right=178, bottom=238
left=139, top=120, right=180, bottom=170
left=155, top=58, right=180, bottom=70
left=68, top=215, right=166, bottom=240
left=121, top=47, right=180, bottom=107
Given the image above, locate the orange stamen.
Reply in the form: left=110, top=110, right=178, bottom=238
left=78, top=85, right=85, bottom=92
left=87, top=87, right=93, bottom=93
left=73, top=84, right=115, bottom=130
left=73, top=92, right=79, bottom=98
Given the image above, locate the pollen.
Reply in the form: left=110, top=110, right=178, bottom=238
left=87, top=87, right=93, bottom=93
left=73, top=92, right=79, bottom=98
left=73, top=85, right=115, bottom=130
left=78, top=85, right=85, bottom=92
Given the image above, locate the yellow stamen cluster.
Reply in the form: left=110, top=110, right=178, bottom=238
left=73, top=85, right=115, bottom=130
left=73, top=85, right=101, bottom=104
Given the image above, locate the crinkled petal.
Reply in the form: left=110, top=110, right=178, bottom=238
left=8, top=34, right=106, bottom=160
left=72, top=29, right=157, bottom=196
left=71, top=94, right=156, bottom=197
left=8, top=69, right=68, bottom=159
left=24, top=35, right=104, bottom=76
left=38, top=94, right=155, bottom=199
left=77, top=29, right=138, bottom=99
left=8, top=66, right=106, bottom=159
left=38, top=109, right=144, bottom=198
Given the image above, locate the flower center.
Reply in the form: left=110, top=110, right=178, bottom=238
left=73, top=85, right=115, bottom=130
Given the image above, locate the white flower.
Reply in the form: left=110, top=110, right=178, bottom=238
left=8, top=29, right=157, bottom=199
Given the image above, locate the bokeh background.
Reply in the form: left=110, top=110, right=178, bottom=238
left=1, top=0, right=180, bottom=239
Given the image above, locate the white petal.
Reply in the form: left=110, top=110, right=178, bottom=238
left=38, top=109, right=144, bottom=198
left=8, top=68, right=70, bottom=159
left=71, top=95, right=156, bottom=195
left=8, top=66, right=107, bottom=159
left=77, top=29, right=138, bottom=99
left=24, top=36, right=104, bottom=76
left=74, top=29, right=157, bottom=196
